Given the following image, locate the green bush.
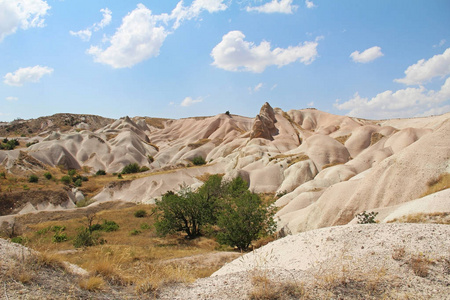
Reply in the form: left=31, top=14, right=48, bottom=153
left=51, top=225, right=66, bottom=232
left=61, top=175, right=71, bottom=184
left=74, top=178, right=83, bottom=187
left=121, top=163, right=140, bottom=174
left=101, top=220, right=119, bottom=232
left=130, top=229, right=141, bottom=236
left=68, top=169, right=77, bottom=176
left=140, top=166, right=150, bottom=172
left=356, top=211, right=379, bottom=224
left=96, top=170, right=106, bottom=176
left=52, top=232, right=68, bottom=243
left=148, top=155, right=154, bottom=163
left=192, top=156, right=206, bottom=166
left=134, top=209, right=147, bottom=218
left=11, top=236, right=28, bottom=245
left=140, top=223, right=151, bottom=230
left=73, top=228, right=104, bottom=248
left=117, top=174, right=123, bottom=179
left=28, top=174, right=39, bottom=183
left=43, top=172, right=52, bottom=180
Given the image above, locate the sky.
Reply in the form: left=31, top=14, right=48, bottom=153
left=1, top=0, right=450, bottom=122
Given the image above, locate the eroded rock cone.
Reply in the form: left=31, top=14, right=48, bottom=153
left=250, top=102, right=277, bottom=140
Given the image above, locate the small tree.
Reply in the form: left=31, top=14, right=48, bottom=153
left=217, top=191, right=276, bottom=251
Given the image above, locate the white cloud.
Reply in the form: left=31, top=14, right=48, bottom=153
left=86, top=2, right=227, bottom=68
left=5, top=96, right=18, bottom=101
left=350, top=46, right=383, bottom=63
left=4, top=65, right=53, bottom=86
left=69, top=29, right=92, bottom=42
left=87, top=4, right=168, bottom=69
left=246, top=0, right=298, bottom=14
left=307, top=101, right=314, bottom=106
left=70, top=8, right=112, bottom=42
left=181, top=96, right=203, bottom=107
left=211, top=31, right=320, bottom=73
left=433, top=39, right=446, bottom=48
left=305, top=1, right=316, bottom=9
left=394, top=48, right=450, bottom=85
left=95, top=8, right=112, bottom=30
left=170, top=0, right=228, bottom=29
left=335, top=77, right=450, bottom=119
left=271, top=84, right=278, bottom=90
left=0, top=0, right=50, bottom=42
left=254, top=83, right=263, bottom=92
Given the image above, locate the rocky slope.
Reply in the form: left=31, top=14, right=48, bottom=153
left=0, top=103, right=449, bottom=234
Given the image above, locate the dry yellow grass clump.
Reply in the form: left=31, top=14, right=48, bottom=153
left=422, top=172, right=450, bottom=197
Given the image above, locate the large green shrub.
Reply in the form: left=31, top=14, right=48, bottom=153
left=43, top=172, right=52, bottom=180
left=192, top=156, right=206, bottom=166
left=28, top=174, right=39, bottom=183
left=121, top=163, right=140, bottom=174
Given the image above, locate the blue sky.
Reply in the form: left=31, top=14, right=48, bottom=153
left=1, top=0, right=450, bottom=122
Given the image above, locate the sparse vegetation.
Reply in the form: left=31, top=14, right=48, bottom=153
left=192, top=155, right=206, bottom=165
left=96, top=169, right=106, bottom=176
left=43, top=172, right=52, bottom=179
left=61, top=175, right=71, bottom=185
left=134, top=209, right=147, bottom=218
left=422, top=172, right=450, bottom=197
left=356, top=211, right=378, bottom=224
left=28, top=174, right=39, bottom=183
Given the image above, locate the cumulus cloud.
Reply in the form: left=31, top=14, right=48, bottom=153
left=350, top=46, right=383, bottom=63
left=305, top=1, right=316, bottom=9
left=181, top=96, right=203, bottom=107
left=4, top=65, right=53, bottom=86
left=335, top=77, right=450, bottom=119
left=70, top=29, right=92, bottom=42
left=246, top=0, right=298, bottom=14
left=86, top=2, right=227, bottom=68
left=87, top=4, right=168, bottom=69
left=70, top=8, right=112, bottom=42
left=170, top=0, right=228, bottom=29
left=0, top=0, right=50, bottom=42
left=394, top=48, right=450, bottom=85
left=5, top=96, right=18, bottom=101
left=211, top=31, right=319, bottom=73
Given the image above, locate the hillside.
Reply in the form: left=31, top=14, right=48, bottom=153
left=0, top=103, right=449, bottom=299
left=1, top=103, right=448, bottom=234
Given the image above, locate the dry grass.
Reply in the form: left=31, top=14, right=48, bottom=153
left=188, top=138, right=211, bottom=149
left=392, top=247, right=406, bottom=261
left=322, top=161, right=344, bottom=170
left=421, top=172, right=450, bottom=197
left=387, top=212, right=450, bottom=225
left=79, top=276, right=105, bottom=291
left=144, top=117, right=169, bottom=129
left=334, top=134, right=351, bottom=145
left=370, top=132, right=384, bottom=145
left=249, top=273, right=307, bottom=300
left=269, top=153, right=309, bottom=167
left=409, top=254, right=432, bottom=277
left=15, top=204, right=235, bottom=294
